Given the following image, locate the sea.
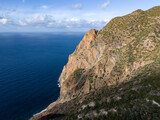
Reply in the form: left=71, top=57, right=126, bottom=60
left=0, top=32, right=84, bottom=120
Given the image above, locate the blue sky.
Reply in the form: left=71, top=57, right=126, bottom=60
left=0, top=0, right=160, bottom=32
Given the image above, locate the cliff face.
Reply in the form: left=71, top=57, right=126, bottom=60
left=58, top=6, right=160, bottom=103
left=59, top=29, right=100, bottom=96
left=31, top=6, right=160, bottom=120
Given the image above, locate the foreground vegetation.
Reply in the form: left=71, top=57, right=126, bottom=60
left=34, top=63, right=160, bottom=120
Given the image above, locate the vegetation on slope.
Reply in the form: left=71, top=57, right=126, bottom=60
left=31, top=6, right=160, bottom=120
left=33, top=62, right=160, bottom=120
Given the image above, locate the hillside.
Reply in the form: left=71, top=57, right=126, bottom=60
left=31, top=6, right=160, bottom=120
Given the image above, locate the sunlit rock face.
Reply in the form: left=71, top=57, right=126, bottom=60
left=50, top=6, right=160, bottom=107
left=31, top=6, right=160, bottom=120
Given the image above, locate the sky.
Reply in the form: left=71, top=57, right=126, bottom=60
left=0, top=0, right=160, bottom=32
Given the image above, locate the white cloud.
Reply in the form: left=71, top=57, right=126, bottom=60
left=47, top=17, right=108, bottom=29
left=68, top=18, right=80, bottom=22
left=0, top=18, right=8, bottom=24
left=17, top=14, right=108, bottom=30
left=42, top=5, right=49, bottom=9
left=71, top=3, right=83, bottom=9
left=19, top=20, right=27, bottom=26
left=18, top=14, right=54, bottom=26
left=99, top=1, right=110, bottom=9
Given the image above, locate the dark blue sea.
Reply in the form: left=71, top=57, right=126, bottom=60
left=0, top=32, right=84, bottom=120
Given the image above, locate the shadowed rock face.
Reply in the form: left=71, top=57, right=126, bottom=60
left=31, top=6, right=160, bottom=120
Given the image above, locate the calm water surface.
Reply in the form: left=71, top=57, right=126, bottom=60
left=0, top=33, right=84, bottom=120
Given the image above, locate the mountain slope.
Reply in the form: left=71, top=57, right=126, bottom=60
left=31, top=6, right=160, bottom=120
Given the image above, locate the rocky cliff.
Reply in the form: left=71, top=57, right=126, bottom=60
left=31, top=6, right=160, bottom=120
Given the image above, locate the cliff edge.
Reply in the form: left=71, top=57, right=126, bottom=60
left=31, top=6, right=160, bottom=120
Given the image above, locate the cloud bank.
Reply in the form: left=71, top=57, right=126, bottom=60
left=0, top=1, right=113, bottom=32
left=17, top=14, right=108, bottom=30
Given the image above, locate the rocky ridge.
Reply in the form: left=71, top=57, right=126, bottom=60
left=31, top=6, right=160, bottom=120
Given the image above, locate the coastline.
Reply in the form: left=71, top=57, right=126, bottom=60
left=33, top=109, right=47, bottom=117
left=32, top=81, right=60, bottom=118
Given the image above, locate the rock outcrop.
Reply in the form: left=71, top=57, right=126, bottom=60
left=31, top=6, right=160, bottom=120
left=59, top=29, right=99, bottom=96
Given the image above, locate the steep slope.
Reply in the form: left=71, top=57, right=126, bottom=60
left=31, top=6, right=160, bottom=120
left=33, top=63, right=160, bottom=120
